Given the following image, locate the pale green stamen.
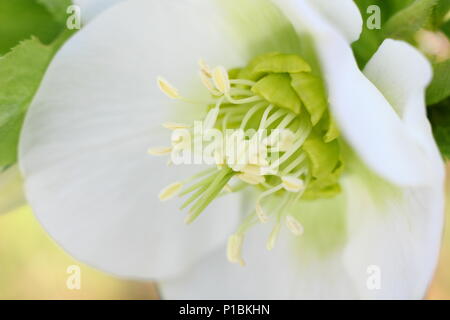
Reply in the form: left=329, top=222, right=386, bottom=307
left=240, top=102, right=268, bottom=129
left=225, top=94, right=263, bottom=105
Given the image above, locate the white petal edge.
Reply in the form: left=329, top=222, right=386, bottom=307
left=73, top=0, right=126, bottom=23
left=0, top=165, right=26, bottom=215
left=274, top=0, right=436, bottom=187
left=363, top=39, right=444, bottom=182
left=305, top=0, right=362, bottom=43
left=19, top=0, right=264, bottom=280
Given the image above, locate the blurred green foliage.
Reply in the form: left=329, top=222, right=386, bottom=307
left=427, top=60, right=450, bottom=105
left=0, top=39, right=55, bottom=167
left=352, top=0, right=414, bottom=68
left=0, top=0, right=74, bottom=167
left=353, top=0, right=448, bottom=67
left=383, top=0, right=438, bottom=40
left=36, top=0, right=73, bottom=24
left=431, top=0, right=450, bottom=28
left=0, top=0, right=69, bottom=55
left=429, top=98, right=450, bottom=159
left=354, top=0, right=450, bottom=159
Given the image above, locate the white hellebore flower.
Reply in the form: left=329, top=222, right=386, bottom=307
left=19, top=0, right=445, bottom=299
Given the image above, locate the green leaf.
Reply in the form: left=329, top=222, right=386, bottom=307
left=384, top=0, right=438, bottom=40
left=352, top=0, right=414, bottom=67
left=443, top=21, right=450, bottom=37
left=427, top=59, right=450, bottom=105
left=428, top=97, right=450, bottom=159
left=251, top=73, right=302, bottom=114
left=352, top=1, right=387, bottom=68
left=0, top=0, right=68, bottom=55
left=291, top=73, right=327, bottom=125
left=0, top=38, right=55, bottom=166
left=37, top=0, right=72, bottom=24
left=0, top=29, right=75, bottom=167
left=431, top=0, right=450, bottom=27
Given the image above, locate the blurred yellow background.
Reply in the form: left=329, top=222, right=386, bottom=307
left=0, top=164, right=449, bottom=300
left=427, top=163, right=450, bottom=299
left=0, top=206, right=159, bottom=299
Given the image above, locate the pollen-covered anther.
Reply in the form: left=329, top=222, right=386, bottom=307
left=198, top=58, right=212, bottom=78
left=148, top=147, right=172, bottom=156
left=212, top=66, right=230, bottom=94
left=238, top=172, right=265, bottom=185
left=260, top=166, right=278, bottom=175
left=281, top=176, right=305, bottom=193
left=200, top=71, right=220, bottom=96
left=158, top=182, right=183, bottom=201
left=227, top=233, right=246, bottom=266
left=162, top=122, right=191, bottom=130
left=241, top=164, right=263, bottom=176
left=157, top=76, right=180, bottom=99
left=285, top=215, right=304, bottom=236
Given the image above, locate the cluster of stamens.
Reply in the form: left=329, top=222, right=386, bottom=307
left=150, top=53, right=341, bottom=266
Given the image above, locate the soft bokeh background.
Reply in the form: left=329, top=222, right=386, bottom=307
left=426, top=164, right=450, bottom=299
left=0, top=205, right=160, bottom=299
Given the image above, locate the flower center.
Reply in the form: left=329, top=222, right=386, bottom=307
left=150, top=53, right=344, bottom=265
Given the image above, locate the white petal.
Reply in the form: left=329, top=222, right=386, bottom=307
left=341, top=174, right=445, bottom=299
left=274, top=0, right=436, bottom=187
left=161, top=172, right=445, bottom=299
left=161, top=223, right=357, bottom=299
left=306, top=0, right=362, bottom=43
left=160, top=191, right=356, bottom=299
left=20, top=0, right=304, bottom=280
left=161, top=248, right=357, bottom=299
left=363, top=39, right=444, bottom=183
left=0, top=165, right=26, bottom=214
left=274, top=0, right=362, bottom=43
left=20, top=0, right=244, bottom=280
left=73, top=0, right=126, bottom=23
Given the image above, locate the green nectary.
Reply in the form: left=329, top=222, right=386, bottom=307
left=224, top=52, right=344, bottom=200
